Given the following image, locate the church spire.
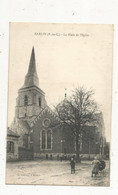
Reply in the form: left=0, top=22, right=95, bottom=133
left=27, top=47, right=37, bottom=76
left=22, top=47, right=39, bottom=88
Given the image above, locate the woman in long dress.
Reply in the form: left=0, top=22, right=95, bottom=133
left=91, top=156, right=100, bottom=177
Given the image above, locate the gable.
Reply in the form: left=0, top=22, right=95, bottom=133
left=31, top=106, right=61, bottom=128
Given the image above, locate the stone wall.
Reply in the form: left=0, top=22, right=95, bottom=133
left=15, top=86, right=47, bottom=119
left=18, top=147, right=33, bottom=160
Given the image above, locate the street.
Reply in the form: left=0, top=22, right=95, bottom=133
left=6, top=160, right=110, bottom=186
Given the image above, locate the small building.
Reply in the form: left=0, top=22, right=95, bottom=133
left=7, top=128, right=20, bottom=161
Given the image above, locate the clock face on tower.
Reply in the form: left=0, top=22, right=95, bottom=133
left=42, top=118, right=51, bottom=127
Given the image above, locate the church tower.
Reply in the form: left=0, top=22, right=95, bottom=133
left=15, top=47, right=47, bottom=123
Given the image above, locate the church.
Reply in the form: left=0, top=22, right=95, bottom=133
left=7, top=47, right=105, bottom=161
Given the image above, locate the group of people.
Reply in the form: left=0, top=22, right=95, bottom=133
left=70, top=156, right=106, bottom=176
left=91, top=156, right=106, bottom=177
left=45, top=153, right=106, bottom=176
left=45, top=154, right=75, bottom=161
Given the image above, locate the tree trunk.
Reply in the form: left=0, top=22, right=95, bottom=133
left=76, top=137, right=81, bottom=163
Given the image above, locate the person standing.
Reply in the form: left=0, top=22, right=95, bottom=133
left=91, top=156, right=100, bottom=177
left=70, top=157, right=75, bottom=174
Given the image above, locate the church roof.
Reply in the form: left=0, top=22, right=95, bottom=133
left=10, top=118, right=31, bottom=135
left=18, top=120, right=30, bottom=133
left=22, top=47, right=39, bottom=88
left=7, top=128, right=20, bottom=137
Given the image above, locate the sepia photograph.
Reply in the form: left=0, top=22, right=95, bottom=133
left=6, top=23, right=113, bottom=186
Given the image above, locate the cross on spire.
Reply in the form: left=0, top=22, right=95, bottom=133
left=65, top=88, right=67, bottom=98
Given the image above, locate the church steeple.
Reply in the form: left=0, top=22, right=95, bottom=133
left=16, top=47, right=47, bottom=121
left=22, top=47, right=39, bottom=88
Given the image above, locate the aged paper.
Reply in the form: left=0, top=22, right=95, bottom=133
left=6, top=23, right=113, bottom=186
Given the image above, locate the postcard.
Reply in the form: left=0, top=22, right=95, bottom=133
left=6, top=23, right=113, bottom=186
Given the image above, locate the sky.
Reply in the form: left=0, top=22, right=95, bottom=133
left=7, top=23, right=113, bottom=142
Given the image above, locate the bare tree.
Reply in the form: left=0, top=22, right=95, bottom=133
left=55, top=87, right=98, bottom=162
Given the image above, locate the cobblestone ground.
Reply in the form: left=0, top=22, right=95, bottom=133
left=6, top=160, right=110, bottom=186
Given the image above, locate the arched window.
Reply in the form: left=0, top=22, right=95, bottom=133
left=47, top=130, right=51, bottom=149
left=39, top=97, right=41, bottom=107
left=42, top=131, right=46, bottom=149
left=7, top=141, right=14, bottom=153
left=24, top=95, right=28, bottom=106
